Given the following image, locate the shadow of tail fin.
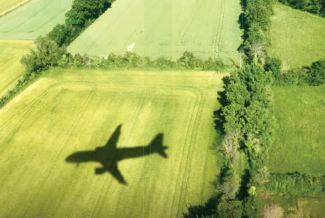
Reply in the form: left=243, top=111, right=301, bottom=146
left=150, top=134, right=168, bottom=158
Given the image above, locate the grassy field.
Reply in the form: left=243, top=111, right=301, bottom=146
left=267, top=85, right=325, bottom=175
left=0, top=69, right=223, bottom=218
left=0, top=0, right=73, bottom=39
left=0, top=40, right=33, bottom=96
left=68, top=0, right=243, bottom=62
left=269, top=3, right=325, bottom=70
left=0, top=0, right=29, bottom=16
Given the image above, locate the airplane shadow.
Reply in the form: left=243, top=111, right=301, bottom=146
left=65, top=124, right=168, bottom=185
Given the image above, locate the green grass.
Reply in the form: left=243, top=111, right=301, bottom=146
left=0, top=40, right=33, bottom=96
left=0, top=69, right=223, bottom=217
left=267, top=85, right=325, bottom=175
left=68, top=0, right=243, bottom=63
left=287, top=198, right=325, bottom=217
left=0, top=0, right=73, bottom=39
left=269, top=3, right=325, bottom=70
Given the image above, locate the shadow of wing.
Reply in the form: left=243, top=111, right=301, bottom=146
left=109, top=162, right=127, bottom=185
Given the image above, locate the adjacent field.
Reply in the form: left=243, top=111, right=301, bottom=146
left=0, top=0, right=29, bottom=16
left=0, top=0, right=73, bottom=39
left=68, top=0, right=243, bottom=62
left=0, top=40, right=33, bottom=96
left=267, top=85, right=325, bottom=175
left=0, top=69, right=223, bottom=218
left=269, top=4, right=325, bottom=70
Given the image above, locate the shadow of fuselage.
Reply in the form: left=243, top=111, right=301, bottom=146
left=65, top=125, right=168, bottom=185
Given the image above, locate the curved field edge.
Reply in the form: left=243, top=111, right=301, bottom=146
left=0, top=0, right=73, bottom=40
left=269, top=3, right=325, bottom=70
left=0, top=69, right=224, bottom=218
left=0, top=0, right=31, bottom=18
left=68, top=0, right=243, bottom=63
left=0, top=40, right=34, bottom=97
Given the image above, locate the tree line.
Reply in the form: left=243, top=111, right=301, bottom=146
left=48, top=0, right=112, bottom=47
left=185, top=0, right=324, bottom=216
left=279, top=0, right=325, bottom=18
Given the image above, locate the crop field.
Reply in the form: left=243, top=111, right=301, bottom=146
left=0, top=40, right=33, bottom=96
left=267, top=85, right=325, bottom=175
left=68, top=0, right=243, bottom=62
left=0, top=0, right=73, bottom=39
left=269, top=4, right=325, bottom=70
left=0, top=69, right=223, bottom=218
left=0, top=0, right=29, bottom=16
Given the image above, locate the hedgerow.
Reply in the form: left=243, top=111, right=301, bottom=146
left=279, top=0, right=325, bottom=18
left=262, top=172, right=325, bottom=197
left=47, top=0, right=113, bottom=47
left=273, top=59, right=325, bottom=86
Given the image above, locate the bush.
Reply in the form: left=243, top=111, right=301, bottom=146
left=242, top=0, right=275, bottom=63
left=48, top=0, right=112, bottom=46
left=263, top=172, right=325, bottom=197
left=265, top=57, right=282, bottom=79
left=275, top=59, right=325, bottom=86
left=307, top=59, right=325, bottom=86
left=242, top=197, right=263, bottom=218
left=21, top=36, right=66, bottom=73
left=219, top=62, right=275, bottom=171
left=279, top=0, right=325, bottom=18
left=217, top=200, right=243, bottom=218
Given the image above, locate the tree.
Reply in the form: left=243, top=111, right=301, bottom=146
left=307, top=59, right=325, bottom=86
left=21, top=36, right=66, bottom=73
left=221, top=130, right=243, bottom=165
left=217, top=201, right=243, bottom=218
left=220, top=174, right=240, bottom=200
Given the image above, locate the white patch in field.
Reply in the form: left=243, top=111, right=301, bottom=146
left=127, top=42, right=136, bottom=52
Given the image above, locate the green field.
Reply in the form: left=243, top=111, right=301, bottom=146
left=0, top=0, right=73, bottom=39
left=269, top=3, right=325, bottom=70
left=68, top=0, right=243, bottom=62
left=0, top=40, right=33, bottom=96
left=0, top=69, right=223, bottom=217
left=0, top=0, right=29, bottom=15
left=267, top=85, right=325, bottom=175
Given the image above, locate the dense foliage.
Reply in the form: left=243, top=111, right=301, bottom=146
left=279, top=0, right=325, bottom=17
left=221, top=62, right=274, bottom=169
left=21, top=37, right=67, bottom=73
left=242, top=0, right=275, bottom=63
left=263, top=172, right=325, bottom=196
left=48, top=0, right=112, bottom=46
left=2, top=51, right=226, bottom=110
left=57, top=51, right=226, bottom=71
left=274, top=59, right=325, bottom=86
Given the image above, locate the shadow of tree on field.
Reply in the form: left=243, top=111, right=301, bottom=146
left=65, top=124, right=168, bottom=185
left=184, top=196, right=220, bottom=218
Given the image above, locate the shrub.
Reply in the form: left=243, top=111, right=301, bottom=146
left=307, top=59, right=325, bottom=86
left=263, top=172, right=325, bottom=197
left=217, top=200, right=243, bottom=218
left=21, top=36, right=66, bottom=73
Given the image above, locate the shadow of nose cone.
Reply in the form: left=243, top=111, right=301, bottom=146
left=65, top=153, right=79, bottom=163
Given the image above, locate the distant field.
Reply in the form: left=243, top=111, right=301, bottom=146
left=0, top=0, right=28, bottom=15
left=0, top=0, right=73, bottom=39
left=267, top=85, right=325, bottom=175
left=269, top=4, right=325, bottom=70
left=68, top=0, right=243, bottom=62
left=0, top=40, right=33, bottom=96
left=0, top=69, right=222, bottom=217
